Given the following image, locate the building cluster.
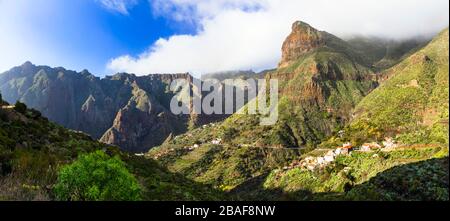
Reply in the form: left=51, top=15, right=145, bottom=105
left=283, top=138, right=398, bottom=171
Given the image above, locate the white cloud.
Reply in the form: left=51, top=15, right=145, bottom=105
left=96, top=0, right=138, bottom=15
left=108, top=0, right=449, bottom=77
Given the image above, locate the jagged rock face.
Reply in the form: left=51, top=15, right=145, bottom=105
left=279, top=21, right=325, bottom=68
left=0, top=63, right=220, bottom=152
left=210, top=21, right=380, bottom=148
left=99, top=81, right=188, bottom=152
left=100, top=105, right=184, bottom=153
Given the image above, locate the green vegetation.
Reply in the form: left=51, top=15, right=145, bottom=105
left=346, top=157, right=448, bottom=201
left=147, top=27, right=449, bottom=201
left=14, top=101, right=27, bottom=114
left=344, top=29, right=449, bottom=146
left=259, top=146, right=448, bottom=201
left=1, top=26, right=448, bottom=202
left=150, top=141, right=300, bottom=193
left=0, top=96, right=223, bottom=201
left=54, top=150, right=141, bottom=201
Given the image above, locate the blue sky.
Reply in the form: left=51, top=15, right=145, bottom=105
left=0, top=0, right=448, bottom=77
left=0, top=0, right=194, bottom=75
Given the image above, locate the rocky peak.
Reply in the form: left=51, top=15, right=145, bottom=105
left=21, top=61, right=34, bottom=68
left=279, top=21, right=325, bottom=68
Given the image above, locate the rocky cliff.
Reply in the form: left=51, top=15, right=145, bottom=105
left=0, top=64, right=222, bottom=152
left=279, top=21, right=325, bottom=68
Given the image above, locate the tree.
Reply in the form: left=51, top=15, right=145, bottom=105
left=0, top=93, right=5, bottom=105
left=54, top=150, right=141, bottom=201
left=14, top=101, right=27, bottom=114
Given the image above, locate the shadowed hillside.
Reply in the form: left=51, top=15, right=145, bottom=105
left=0, top=96, right=223, bottom=200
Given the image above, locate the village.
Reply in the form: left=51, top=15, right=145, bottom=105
left=283, top=137, right=399, bottom=171
left=148, top=120, right=402, bottom=170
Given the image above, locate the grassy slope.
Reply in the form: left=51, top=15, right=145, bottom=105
left=214, top=47, right=377, bottom=149
left=148, top=35, right=378, bottom=192
left=338, top=29, right=449, bottom=146
left=0, top=102, right=221, bottom=200
left=149, top=127, right=301, bottom=192
left=249, top=29, right=449, bottom=201
left=260, top=145, right=448, bottom=200
left=148, top=29, right=449, bottom=201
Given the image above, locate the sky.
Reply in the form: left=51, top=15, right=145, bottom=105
left=0, top=0, right=448, bottom=77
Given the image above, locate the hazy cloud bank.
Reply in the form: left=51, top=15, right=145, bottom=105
left=108, top=0, right=449, bottom=76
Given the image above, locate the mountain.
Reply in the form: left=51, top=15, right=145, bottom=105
left=201, top=70, right=269, bottom=81
left=148, top=21, right=379, bottom=188
left=259, top=27, right=449, bottom=201
left=0, top=65, right=229, bottom=152
left=0, top=23, right=427, bottom=153
left=147, top=22, right=448, bottom=200
left=213, top=21, right=380, bottom=148
left=338, top=28, right=449, bottom=146
left=346, top=35, right=428, bottom=70
left=96, top=73, right=194, bottom=152
left=0, top=20, right=447, bottom=201
left=0, top=95, right=222, bottom=200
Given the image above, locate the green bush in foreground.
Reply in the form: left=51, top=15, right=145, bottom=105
left=54, top=150, right=141, bottom=201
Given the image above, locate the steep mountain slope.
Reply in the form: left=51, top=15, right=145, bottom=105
left=201, top=70, right=268, bottom=81
left=0, top=96, right=222, bottom=200
left=0, top=66, right=201, bottom=152
left=147, top=23, right=448, bottom=200
left=148, top=21, right=379, bottom=189
left=338, top=28, right=449, bottom=146
left=233, top=28, right=449, bottom=201
left=248, top=145, right=448, bottom=200
left=96, top=73, right=193, bottom=152
left=216, top=21, right=379, bottom=148
left=346, top=36, right=428, bottom=70
left=0, top=24, right=426, bottom=153
left=0, top=64, right=239, bottom=152
left=149, top=124, right=302, bottom=191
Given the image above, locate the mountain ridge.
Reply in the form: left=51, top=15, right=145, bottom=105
left=0, top=20, right=448, bottom=201
left=0, top=63, right=198, bottom=152
left=146, top=23, right=448, bottom=199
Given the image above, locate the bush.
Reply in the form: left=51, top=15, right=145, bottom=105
left=54, top=150, right=141, bottom=201
left=0, top=109, right=8, bottom=122
left=14, top=101, right=27, bottom=114
left=27, top=108, right=42, bottom=119
left=0, top=93, right=9, bottom=106
left=221, top=127, right=238, bottom=142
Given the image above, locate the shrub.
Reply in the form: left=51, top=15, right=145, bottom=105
left=221, top=127, right=238, bottom=142
left=54, top=150, right=141, bottom=201
left=27, top=108, right=42, bottom=120
left=14, top=101, right=27, bottom=114
left=0, top=109, right=8, bottom=122
left=0, top=93, right=7, bottom=105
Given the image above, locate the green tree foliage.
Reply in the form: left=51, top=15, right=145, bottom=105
left=14, top=101, right=27, bottom=114
left=0, top=92, right=9, bottom=106
left=54, top=150, right=141, bottom=201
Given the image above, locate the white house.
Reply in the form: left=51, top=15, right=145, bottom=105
left=324, top=155, right=334, bottom=163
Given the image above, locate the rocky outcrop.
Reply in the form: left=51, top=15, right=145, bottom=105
left=100, top=81, right=187, bottom=152
left=279, top=21, right=325, bottom=68
left=0, top=62, right=224, bottom=152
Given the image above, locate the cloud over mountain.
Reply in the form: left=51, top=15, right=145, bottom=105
left=107, top=0, right=449, bottom=76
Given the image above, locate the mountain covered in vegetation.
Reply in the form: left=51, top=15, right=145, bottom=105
left=147, top=22, right=449, bottom=200
left=0, top=65, right=234, bottom=152
left=0, top=96, right=222, bottom=200
left=0, top=21, right=448, bottom=201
